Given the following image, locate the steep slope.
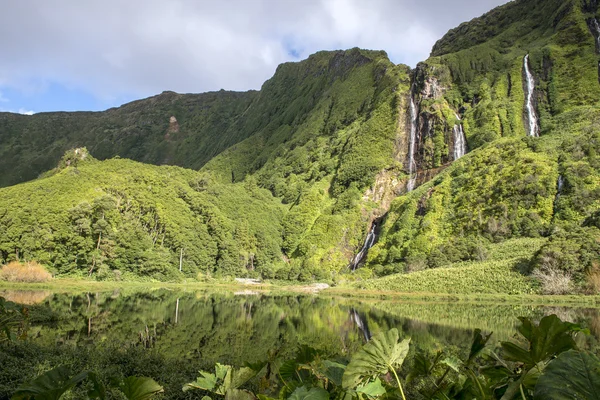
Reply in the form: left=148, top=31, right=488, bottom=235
left=0, top=49, right=414, bottom=281
left=0, top=149, right=285, bottom=280
left=363, top=0, right=600, bottom=293
left=202, top=49, right=413, bottom=277
left=0, top=90, right=259, bottom=188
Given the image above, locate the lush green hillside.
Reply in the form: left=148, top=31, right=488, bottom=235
left=360, top=0, right=600, bottom=293
left=203, top=49, right=412, bottom=275
left=0, top=150, right=285, bottom=280
left=0, top=0, right=599, bottom=291
left=0, top=90, right=263, bottom=188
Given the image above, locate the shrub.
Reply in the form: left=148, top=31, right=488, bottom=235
left=532, top=268, right=573, bottom=295
left=0, top=261, right=52, bottom=283
left=586, top=264, right=600, bottom=294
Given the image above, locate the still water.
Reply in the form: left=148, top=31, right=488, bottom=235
left=1, top=289, right=599, bottom=397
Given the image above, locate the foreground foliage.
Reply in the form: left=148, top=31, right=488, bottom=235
left=12, top=314, right=599, bottom=399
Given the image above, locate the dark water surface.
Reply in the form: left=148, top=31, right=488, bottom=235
left=1, top=288, right=599, bottom=398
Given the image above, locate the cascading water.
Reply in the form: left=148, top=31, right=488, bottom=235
left=453, top=113, right=467, bottom=160
left=349, top=223, right=377, bottom=271
left=591, top=18, right=600, bottom=51
left=555, top=175, right=564, bottom=204
left=407, top=87, right=418, bottom=192
left=523, top=55, right=540, bottom=137
left=350, top=308, right=371, bottom=342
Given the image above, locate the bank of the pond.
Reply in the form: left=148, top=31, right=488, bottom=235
left=326, top=287, right=600, bottom=306
left=2, top=278, right=600, bottom=306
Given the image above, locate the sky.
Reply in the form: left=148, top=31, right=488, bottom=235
left=0, top=0, right=509, bottom=114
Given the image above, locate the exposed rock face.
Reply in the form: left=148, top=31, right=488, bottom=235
left=406, top=64, right=455, bottom=184
left=168, top=116, right=179, bottom=133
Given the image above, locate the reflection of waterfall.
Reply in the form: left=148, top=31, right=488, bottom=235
left=350, top=308, right=371, bottom=342
left=523, top=55, right=540, bottom=137
left=453, top=114, right=467, bottom=160
left=349, top=222, right=377, bottom=271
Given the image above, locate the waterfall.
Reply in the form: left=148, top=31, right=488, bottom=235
left=453, top=114, right=467, bottom=160
left=592, top=18, right=600, bottom=51
left=557, top=175, right=564, bottom=193
left=350, top=308, right=371, bottom=342
left=407, top=87, right=418, bottom=192
left=349, top=222, right=377, bottom=271
left=555, top=175, right=564, bottom=203
left=523, top=55, right=540, bottom=137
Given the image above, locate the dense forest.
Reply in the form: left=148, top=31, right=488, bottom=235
left=0, top=0, right=599, bottom=293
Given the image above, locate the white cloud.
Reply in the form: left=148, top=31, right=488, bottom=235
left=0, top=0, right=509, bottom=107
left=0, top=91, right=7, bottom=102
left=0, top=107, right=35, bottom=115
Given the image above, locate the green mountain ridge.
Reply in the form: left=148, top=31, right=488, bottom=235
left=1, top=0, right=600, bottom=291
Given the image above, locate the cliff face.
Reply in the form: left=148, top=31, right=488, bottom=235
left=367, top=0, right=600, bottom=281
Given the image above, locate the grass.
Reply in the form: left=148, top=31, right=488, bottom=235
left=3, top=276, right=600, bottom=308
left=352, top=257, right=537, bottom=295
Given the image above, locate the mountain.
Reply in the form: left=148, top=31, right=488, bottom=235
left=0, top=90, right=261, bottom=188
left=0, top=0, right=599, bottom=292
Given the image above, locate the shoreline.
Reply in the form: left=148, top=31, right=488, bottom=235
left=1, top=279, right=600, bottom=306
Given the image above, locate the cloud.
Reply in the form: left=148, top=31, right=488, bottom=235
left=0, top=107, right=35, bottom=115
left=0, top=0, right=509, bottom=108
left=0, top=91, right=7, bottom=102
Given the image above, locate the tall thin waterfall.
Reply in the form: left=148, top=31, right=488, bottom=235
left=592, top=18, right=600, bottom=51
left=523, top=55, right=540, bottom=137
left=407, top=87, right=418, bottom=192
left=453, top=114, right=467, bottom=160
left=349, top=222, right=377, bottom=271
left=555, top=175, right=564, bottom=204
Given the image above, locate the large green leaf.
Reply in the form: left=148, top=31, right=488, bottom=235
left=11, top=366, right=88, bottom=400
left=118, top=377, right=163, bottom=400
left=183, top=371, right=220, bottom=393
left=287, top=386, right=329, bottom=400
left=86, top=372, right=107, bottom=400
left=184, top=363, right=261, bottom=395
left=501, top=315, right=577, bottom=368
left=224, top=388, right=255, bottom=400
left=227, top=366, right=262, bottom=392
left=467, top=329, right=492, bottom=364
left=321, top=360, right=346, bottom=387
left=356, top=379, right=386, bottom=399
left=534, top=350, right=600, bottom=400
left=342, top=328, right=410, bottom=389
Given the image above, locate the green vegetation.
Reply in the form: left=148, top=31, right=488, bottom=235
left=355, top=258, right=537, bottom=295
left=0, top=152, right=285, bottom=280
left=0, top=0, right=599, bottom=291
left=9, top=312, right=600, bottom=400
left=0, top=90, right=258, bottom=188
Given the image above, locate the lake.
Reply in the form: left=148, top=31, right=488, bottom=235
left=1, top=288, right=599, bottom=398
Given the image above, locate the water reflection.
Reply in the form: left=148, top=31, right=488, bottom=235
left=3, top=289, right=600, bottom=366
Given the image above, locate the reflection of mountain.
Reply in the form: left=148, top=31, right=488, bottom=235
left=19, top=289, right=600, bottom=368
left=359, top=300, right=600, bottom=342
